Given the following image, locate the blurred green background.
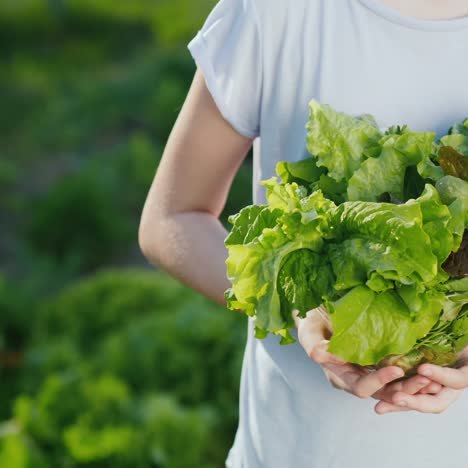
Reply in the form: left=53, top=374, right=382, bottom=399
left=0, top=1, right=252, bottom=466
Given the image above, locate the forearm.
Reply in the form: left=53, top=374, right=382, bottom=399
left=139, top=210, right=231, bottom=307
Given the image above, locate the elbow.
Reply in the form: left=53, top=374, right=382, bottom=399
left=138, top=215, right=159, bottom=265
left=138, top=221, right=150, bottom=261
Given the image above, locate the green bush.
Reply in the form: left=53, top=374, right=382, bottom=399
left=0, top=432, right=48, bottom=468
left=25, top=170, right=133, bottom=272
left=6, top=269, right=246, bottom=467
left=96, top=294, right=245, bottom=406
left=139, top=394, right=217, bottom=468
left=0, top=1, right=251, bottom=465
left=34, top=269, right=190, bottom=346
left=112, top=132, right=163, bottom=210
left=0, top=275, right=33, bottom=353
left=32, top=269, right=245, bottom=418
left=10, top=371, right=218, bottom=468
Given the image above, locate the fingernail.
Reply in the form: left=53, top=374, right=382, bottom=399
left=396, top=400, right=407, bottom=407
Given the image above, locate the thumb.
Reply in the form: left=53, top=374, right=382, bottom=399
left=307, top=339, right=348, bottom=366
left=295, top=307, right=347, bottom=366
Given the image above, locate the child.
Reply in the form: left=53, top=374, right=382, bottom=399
left=139, top=0, right=468, bottom=466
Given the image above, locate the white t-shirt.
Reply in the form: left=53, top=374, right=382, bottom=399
left=187, top=1, right=468, bottom=467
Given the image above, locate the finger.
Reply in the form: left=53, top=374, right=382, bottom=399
left=417, top=364, right=468, bottom=390
left=417, top=382, right=443, bottom=394
left=307, top=340, right=348, bottom=365
left=375, top=400, right=411, bottom=415
left=373, top=380, right=402, bottom=401
left=297, top=306, right=333, bottom=340
left=390, top=388, right=460, bottom=414
left=297, top=309, right=346, bottom=366
left=400, top=376, right=431, bottom=394
left=374, top=375, right=430, bottom=401
left=348, top=366, right=405, bottom=399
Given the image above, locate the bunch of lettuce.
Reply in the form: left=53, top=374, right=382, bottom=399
left=224, top=100, right=468, bottom=374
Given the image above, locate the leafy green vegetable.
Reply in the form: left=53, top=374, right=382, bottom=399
left=276, top=158, right=325, bottom=186
left=327, top=285, right=444, bottom=365
left=225, top=101, right=468, bottom=372
left=435, top=176, right=468, bottom=227
left=440, top=117, right=468, bottom=155
left=305, top=99, right=381, bottom=182
left=347, top=129, right=435, bottom=202
left=442, top=232, right=468, bottom=278
left=225, top=195, right=332, bottom=342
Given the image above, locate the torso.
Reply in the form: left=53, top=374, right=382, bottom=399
left=228, top=1, right=468, bottom=467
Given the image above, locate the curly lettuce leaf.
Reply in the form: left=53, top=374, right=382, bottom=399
left=347, top=130, right=436, bottom=202
left=440, top=118, right=468, bottom=156
left=277, top=249, right=335, bottom=323
left=225, top=205, right=281, bottom=247
left=453, top=307, right=468, bottom=351
left=224, top=190, right=333, bottom=341
left=327, top=285, right=444, bottom=365
left=440, top=292, right=468, bottom=321
left=438, top=276, right=468, bottom=293
left=328, top=185, right=459, bottom=292
left=435, top=176, right=468, bottom=227
left=305, top=99, right=381, bottom=182
left=417, top=184, right=459, bottom=264
left=276, top=158, right=324, bottom=186
left=261, top=177, right=337, bottom=228
left=328, top=197, right=438, bottom=284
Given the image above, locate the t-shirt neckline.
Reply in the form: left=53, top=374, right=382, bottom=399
left=357, top=0, right=468, bottom=31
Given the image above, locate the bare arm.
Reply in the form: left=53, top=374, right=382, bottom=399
left=138, top=67, right=254, bottom=307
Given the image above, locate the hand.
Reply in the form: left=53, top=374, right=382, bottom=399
left=294, top=307, right=406, bottom=399
left=375, top=350, right=468, bottom=415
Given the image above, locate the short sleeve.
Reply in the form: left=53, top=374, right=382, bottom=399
left=187, top=0, right=262, bottom=139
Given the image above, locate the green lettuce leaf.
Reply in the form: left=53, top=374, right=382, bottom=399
left=276, top=158, right=324, bottom=186
left=435, top=176, right=468, bottom=227
left=453, top=307, right=468, bottom=351
left=328, top=185, right=459, bottom=292
left=417, top=184, right=457, bottom=264
left=261, top=177, right=336, bottom=228
left=277, top=249, right=335, bottom=323
left=438, top=276, right=468, bottom=293
left=440, top=135, right=468, bottom=156
left=328, top=197, right=438, bottom=284
left=224, top=192, right=333, bottom=341
left=440, top=293, right=468, bottom=321
left=347, top=130, right=436, bottom=202
left=327, top=285, right=444, bottom=365
left=305, top=99, right=381, bottom=182
left=440, top=117, right=468, bottom=156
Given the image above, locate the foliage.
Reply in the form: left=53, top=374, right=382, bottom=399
left=0, top=269, right=246, bottom=467
left=0, top=1, right=252, bottom=466
left=225, top=100, right=467, bottom=373
left=25, top=169, right=133, bottom=272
